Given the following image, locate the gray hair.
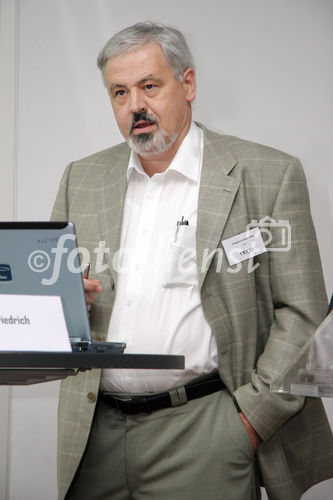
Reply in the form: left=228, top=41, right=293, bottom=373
left=97, top=21, right=195, bottom=84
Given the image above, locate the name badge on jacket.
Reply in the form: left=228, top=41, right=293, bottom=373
left=222, top=227, right=266, bottom=266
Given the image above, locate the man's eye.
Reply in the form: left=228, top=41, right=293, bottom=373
left=144, top=84, right=155, bottom=90
left=115, top=90, right=126, bottom=97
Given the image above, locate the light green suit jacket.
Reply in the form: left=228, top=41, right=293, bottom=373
left=52, top=124, right=333, bottom=499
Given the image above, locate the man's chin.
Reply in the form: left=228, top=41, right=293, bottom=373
left=130, top=145, right=163, bottom=158
left=128, top=129, right=177, bottom=157
left=128, top=133, right=159, bottom=157
left=132, top=132, right=153, bottom=143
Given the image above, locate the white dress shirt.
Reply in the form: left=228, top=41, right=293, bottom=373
left=100, top=122, right=218, bottom=393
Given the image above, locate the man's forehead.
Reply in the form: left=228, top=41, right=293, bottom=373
left=105, top=43, right=174, bottom=85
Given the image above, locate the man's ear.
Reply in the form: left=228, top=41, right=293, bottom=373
left=182, top=68, right=196, bottom=103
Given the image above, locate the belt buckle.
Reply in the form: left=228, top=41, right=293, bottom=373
left=168, top=386, right=188, bottom=407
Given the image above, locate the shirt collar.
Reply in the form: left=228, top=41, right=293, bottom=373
left=127, top=121, right=203, bottom=183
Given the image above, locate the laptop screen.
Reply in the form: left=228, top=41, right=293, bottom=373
left=0, top=221, right=91, bottom=344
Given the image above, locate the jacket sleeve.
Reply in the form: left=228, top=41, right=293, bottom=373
left=233, top=157, right=328, bottom=442
left=50, top=163, right=73, bottom=222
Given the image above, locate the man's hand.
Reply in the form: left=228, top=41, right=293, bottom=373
left=83, top=278, right=102, bottom=313
left=239, top=412, right=261, bottom=451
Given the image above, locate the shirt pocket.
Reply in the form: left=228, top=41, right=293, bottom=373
left=162, top=225, right=198, bottom=287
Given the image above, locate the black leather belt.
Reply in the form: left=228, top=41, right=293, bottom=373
left=99, top=372, right=225, bottom=415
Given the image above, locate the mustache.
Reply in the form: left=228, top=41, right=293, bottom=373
left=129, top=112, right=158, bottom=134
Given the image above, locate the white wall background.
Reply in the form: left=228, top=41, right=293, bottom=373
left=1, top=0, right=332, bottom=499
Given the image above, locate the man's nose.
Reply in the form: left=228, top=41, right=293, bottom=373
left=128, top=89, right=146, bottom=113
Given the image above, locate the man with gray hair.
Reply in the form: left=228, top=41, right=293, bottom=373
left=52, top=21, right=333, bottom=499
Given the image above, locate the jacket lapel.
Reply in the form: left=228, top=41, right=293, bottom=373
left=94, top=128, right=239, bottom=289
left=196, top=125, right=240, bottom=288
left=95, top=146, right=130, bottom=285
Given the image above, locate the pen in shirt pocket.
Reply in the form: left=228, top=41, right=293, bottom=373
left=174, top=216, right=189, bottom=242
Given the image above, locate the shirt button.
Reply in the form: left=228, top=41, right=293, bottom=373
left=147, top=194, right=154, bottom=200
left=142, top=229, right=149, bottom=236
left=87, top=392, right=97, bottom=403
left=127, top=299, right=133, bottom=306
left=135, top=264, right=140, bottom=270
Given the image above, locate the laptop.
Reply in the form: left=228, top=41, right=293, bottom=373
left=0, top=221, right=125, bottom=354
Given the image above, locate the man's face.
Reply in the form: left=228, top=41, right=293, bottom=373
left=104, top=42, right=196, bottom=158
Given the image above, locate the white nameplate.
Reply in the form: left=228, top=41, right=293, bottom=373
left=222, top=227, right=267, bottom=266
left=0, top=294, right=71, bottom=351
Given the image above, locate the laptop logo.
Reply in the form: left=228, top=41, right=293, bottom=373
left=0, top=264, right=12, bottom=281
